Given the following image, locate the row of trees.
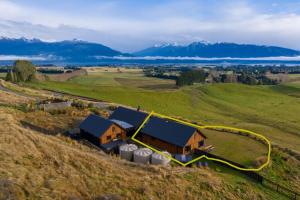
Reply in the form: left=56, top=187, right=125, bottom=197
left=176, top=70, right=278, bottom=87
left=6, top=60, right=36, bottom=82
left=176, top=70, right=206, bottom=86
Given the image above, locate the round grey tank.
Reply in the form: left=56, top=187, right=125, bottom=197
left=151, top=151, right=171, bottom=165
left=119, top=144, right=138, bottom=161
left=133, top=148, right=153, bottom=164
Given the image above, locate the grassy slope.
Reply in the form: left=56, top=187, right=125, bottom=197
left=1, top=81, right=299, bottom=198
left=0, top=107, right=287, bottom=200
left=27, top=79, right=300, bottom=153
left=23, top=71, right=300, bottom=193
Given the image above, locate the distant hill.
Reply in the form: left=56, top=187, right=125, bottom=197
left=0, top=37, right=126, bottom=61
left=134, top=42, right=300, bottom=58
left=1, top=38, right=299, bottom=62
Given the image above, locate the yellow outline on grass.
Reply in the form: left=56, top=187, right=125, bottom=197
left=131, top=111, right=271, bottom=171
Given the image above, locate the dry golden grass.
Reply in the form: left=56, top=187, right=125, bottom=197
left=0, top=79, right=51, bottom=98
left=0, top=107, right=274, bottom=200
left=0, top=90, right=31, bottom=104
left=86, top=67, right=142, bottom=74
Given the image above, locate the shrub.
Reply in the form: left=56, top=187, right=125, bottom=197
left=6, top=60, right=36, bottom=82
left=71, top=100, right=85, bottom=110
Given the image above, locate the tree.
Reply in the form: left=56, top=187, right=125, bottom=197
left=5, top=60, right=36, bottom=82
left=5, top=70, right=16, bottom=82
left=176, top=70, right=206, bottom=87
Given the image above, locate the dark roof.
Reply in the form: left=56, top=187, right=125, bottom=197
left=109, top=106, right=148, bottom=128
left=141, top=117, right=198, bottom=147
left=109, top=119, right=134, bottom=130
left=79, top=114, right=113, bottom=138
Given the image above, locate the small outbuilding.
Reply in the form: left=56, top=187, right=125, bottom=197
left=139, top=117, right=206, bottom=154
left=79, top=114, right=126, bottom=146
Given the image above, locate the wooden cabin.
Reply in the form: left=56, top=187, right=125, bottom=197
left=139, top=117, right=206, bottom=154
left=79, top=114, right=126, bottom=145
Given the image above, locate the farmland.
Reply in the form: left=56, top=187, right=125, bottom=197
left=2, top=67, right=300, bottom=198
left=27, top=68, right=300, bottom=153
left=0, top=72, right=6, bottom=79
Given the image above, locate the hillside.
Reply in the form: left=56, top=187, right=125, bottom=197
left=135, top=42, right=300, bottom=58
left=0, top=92, right=287, bottom=200
left=27, top=72, right=300, bottom=153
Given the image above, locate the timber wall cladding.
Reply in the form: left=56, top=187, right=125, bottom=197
left=100, top=124, right=126, bottom=144
left=139, top=131, right=205, bottom=154
left=140, top=134, right=183, bottom=154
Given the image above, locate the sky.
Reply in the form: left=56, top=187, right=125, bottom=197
left=0, top=0, right=300, bottom=52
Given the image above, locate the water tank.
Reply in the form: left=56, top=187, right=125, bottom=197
left=151, top=151, right=171, bottom=165
left=119, top=144, right=138, bottom=161
left=133, top=148, right=152, bottom=164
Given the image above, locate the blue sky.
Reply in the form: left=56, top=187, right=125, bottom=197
left=0, top=0, right=300, bottom=52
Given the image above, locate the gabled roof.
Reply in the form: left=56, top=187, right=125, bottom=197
left=109, top=119, right=134, bottom=130
left=141, top=117, right=199, bottom=147
left=109, top=106, right=148, bottom=128
left=79, top=114, right=113, bottom=138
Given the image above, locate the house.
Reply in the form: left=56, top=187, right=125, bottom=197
left=109, top=106, right=148, bottom=135
left=79, top=114, right=126, bottom=145
left=139, top=117, right=206, bottom=154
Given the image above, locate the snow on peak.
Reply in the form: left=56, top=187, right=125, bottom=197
left=153, top=42, right=183, bottom=48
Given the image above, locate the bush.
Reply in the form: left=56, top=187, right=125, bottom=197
left=88, top=103, right=94, bottom=108
left=71, top=100, right=85, bottom=110
left=6, top=60, right=36, bottom=82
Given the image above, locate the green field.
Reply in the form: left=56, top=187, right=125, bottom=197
left=69, top=70, right=176, bottom=89
left=27, top=70, right=300, bottom=164
left=0, top=72, right=7, bottom=79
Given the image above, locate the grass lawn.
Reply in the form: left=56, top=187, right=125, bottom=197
left=201, top=129, right=267, bottom=166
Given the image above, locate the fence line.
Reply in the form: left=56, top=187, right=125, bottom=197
left=194, top=150, right=299, bottom=199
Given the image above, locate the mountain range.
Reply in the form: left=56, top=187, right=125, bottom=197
left=134, top=42, right=300, bottom=58
left=0, top=37, right=299, bottom=60
left=0, top=37, right=125, bottom=61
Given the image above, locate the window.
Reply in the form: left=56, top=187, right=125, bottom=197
left=198, top=140, right=204, bottom=147
left=184, top=145, right=191, bottom=152
left=116, top=133, right=122, bottom=139
left=106, top=135, right=112, bottom=141
left=112, top=127, right=116, bottom=132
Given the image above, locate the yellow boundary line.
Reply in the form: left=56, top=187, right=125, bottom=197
left=131, top=111, right=271, bottom=171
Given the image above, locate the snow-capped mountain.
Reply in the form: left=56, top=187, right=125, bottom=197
left=134, top=41, right=300, bottom=58
left=0, top=37, right=126, bottom=61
